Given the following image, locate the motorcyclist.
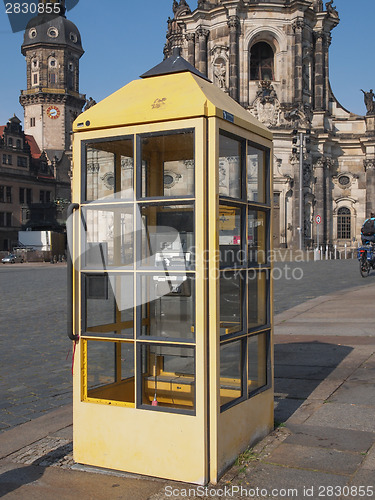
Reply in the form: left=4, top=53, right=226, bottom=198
left=361, top=213, right=375, bottom=245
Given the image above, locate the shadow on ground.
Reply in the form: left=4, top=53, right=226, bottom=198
left=273, top=341, right=353, bottom=423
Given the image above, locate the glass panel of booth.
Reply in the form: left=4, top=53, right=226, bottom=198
left=139, top=274, right=195, bottom=341
left=139, top=343, right=195, bottom=412
left=247, top=144, right=267, bottom=203
left=82, top=206, right=134, bottom=269
left=248, top=332, right=269, bottom=395
left=139, top=203, right=194, bottom=270
left=219, top=205, right=244, bottom=268
left=84, top=273, right=134, bottom=339
left=248, top=209, right=267, bottom=265
left=85, top=339, right=135, bottom=405
left=218, top=132, right=243, bottom=199
left=139, top=130, right=195, bottom=198
left=219, top=271, right=244, bottom=336
left=84, top=137, right=134, bottom=201
left=220, top=340, right=244, bottom=408
left=248, top=270, right=268, bottom=330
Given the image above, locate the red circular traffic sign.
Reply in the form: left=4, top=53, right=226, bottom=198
left=315, top=215, right=322, bottom=224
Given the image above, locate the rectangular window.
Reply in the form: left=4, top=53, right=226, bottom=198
left=46, top=191, right=51, bottom=203
left=140, top=130, right=194, bottom=198
left=220, top=271, right=244, bottom=336
left=17, top=156, right=28, bottom=167
left=219, top=205, right=243, bottom=268
left=247, top=144, right=267, bottom=204
left=2, top=154, right=6, bottom=165
left=83, top=206, right=134, bottom=269
left=26, top=189, right=32, bottom=204
left=0, top=213, right=3, bottom=227
left=219, top=133, right=243, bottom=199
left=248, top=332, right=268, bottom=395
left=49, top=73, right=56, bottom=84
left=86, top=340, right=135, bottom=405
left=140, top=274, right=195, bottom=341
left=140, top=343, right=195, bottom=412
left=220, top=340, right=244, bottom=409
left=83, top=273, right=134, bottom=339
left=19, top=188, right=25, bottom=204
left=6, top=186, right=11, bottom=203
left=248, top=270, right=268, bottom=330
left=40, top=191, right=45, bottom=203
left=32, top=73, right=38, bottom=85
left=7, top=155, right=12, bottom=165
left=6, top=213, right=11, bottom=227
left=248, top=210, right=267, bottom=265
left=84, top=137, right=133, bottom=202
left=140, top=203, right=194, bottom=270
left=30, top=117, right=36, bottom=127
left=0, top=186, right=4, bottom=203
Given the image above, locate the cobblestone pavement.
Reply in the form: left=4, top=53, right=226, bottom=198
left=0, top=258, right=373, bottom=433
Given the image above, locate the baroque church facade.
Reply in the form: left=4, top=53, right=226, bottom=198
left=0, top=0, right=86, bottom=251
left=165, top=0, right=375, bottom=249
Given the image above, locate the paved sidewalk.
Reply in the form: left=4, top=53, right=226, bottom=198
left=0, top=284, right=375, bottom=499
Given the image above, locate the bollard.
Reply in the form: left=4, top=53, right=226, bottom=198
left=344, top=243, right=347, bottom=259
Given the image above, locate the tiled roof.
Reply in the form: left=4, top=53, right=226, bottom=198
left=25, top=134, right=41, bottom=159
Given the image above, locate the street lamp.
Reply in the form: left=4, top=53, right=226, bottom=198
left=292, top=129, right=311, bottom=250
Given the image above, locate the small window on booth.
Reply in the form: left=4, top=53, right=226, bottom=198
left=219, top=132, right=244, bottom=200
left=220, top=339, right=244, bottom=409
left=84, top=137, right=134, bottom=201
left=247, top=144, right=269, bottom=204
left=140, top=130, right=194, bottom=198
left=250, top=42, right=275, bottom=81
left=85, top=340, right=135, bottom=405
left=140, top=343, right=195, bottom=412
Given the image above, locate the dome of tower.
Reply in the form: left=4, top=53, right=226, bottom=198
left=21, top=13, right=83, bottom=55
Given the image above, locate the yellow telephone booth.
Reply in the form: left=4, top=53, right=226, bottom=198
left=69, top=49, right=273, bottom=485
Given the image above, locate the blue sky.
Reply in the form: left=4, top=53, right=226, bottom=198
left=0, top=0, right=374, bottom=126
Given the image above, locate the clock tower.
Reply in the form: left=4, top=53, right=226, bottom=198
left=19, top=0, right=85, bottom=172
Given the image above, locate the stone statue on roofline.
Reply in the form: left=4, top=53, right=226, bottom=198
left=361, top=89, right=375, bottom=115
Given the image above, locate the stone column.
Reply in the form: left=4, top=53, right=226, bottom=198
left=324, top=34, right=331, bottom=110
left=227, top=16, right=240, bottom=102
left=365, top=159, right=375, bottom=216
left=293, top=19, right=304, bottom=104
left=313, top=157, right=326, bottom=243
left=196, top=27, right=209, bottom=76
left=313, top=31, right=325, bottom=111
left=290, top=153, right=301, bottom=248
left=185, top=33, right=195, bottom=66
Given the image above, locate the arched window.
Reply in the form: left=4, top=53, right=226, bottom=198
left=250, top=42, right=274, bottom=81
left=337, top=207, right=351, bottom=239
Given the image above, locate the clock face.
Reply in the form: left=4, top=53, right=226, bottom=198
left=46, top=105, right=60, bottom=119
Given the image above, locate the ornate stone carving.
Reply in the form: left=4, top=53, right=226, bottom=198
left=289, top=153, right=299, bottom=165
left=292, top=19, right=304, bottom=32
left=325, top=0, right=338, bottom=17
left=227, top=16, right=240, bottom=32
left=121, top=158, right=133, bottom=170
left=284, top=103, right=312, bottom=128
left=249, top=81, right=281, bottom=127
left=313, top=157, right=325, bottom=169
left=196, top=27, right=210, bottom=39
left=303, top=163, right=312, bottom=186
left=185, top=33, right=195, bottom=42
left=211, top=46, right=229, bottom=90
left=364, top=158, right=375, bottom=171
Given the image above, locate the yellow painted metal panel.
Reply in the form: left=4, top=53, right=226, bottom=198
left=217, top=391, right=274, bottom=477
left=73, top=72, right=271, bottom=141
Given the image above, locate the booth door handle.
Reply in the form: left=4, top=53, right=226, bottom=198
left=67, top=203, right=80, bottom=342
